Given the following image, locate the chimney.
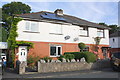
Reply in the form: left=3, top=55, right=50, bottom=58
left=54, top=9, right=63, bottom=16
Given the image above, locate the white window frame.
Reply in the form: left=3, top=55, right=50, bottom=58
left=49, top=24, right=62, bottom=35
left=97, top=29, right=104, bottom=37
left=79, top=27, right=88, bottom=36
left=24, top=21, right=39, bottom=32
left=50, top=45, right=62, bottom=57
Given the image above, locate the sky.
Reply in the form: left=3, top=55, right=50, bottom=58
left=0, top=0, right=119, bottom=25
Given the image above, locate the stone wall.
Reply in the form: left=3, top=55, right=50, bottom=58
left=37, top=59, right=111, bottom=73
left=16, top=61, right=27, bottom=74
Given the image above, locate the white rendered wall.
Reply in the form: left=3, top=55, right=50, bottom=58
left=16, top=20, right=109, bottom=45
left=110, top=37, right=120, bottom=48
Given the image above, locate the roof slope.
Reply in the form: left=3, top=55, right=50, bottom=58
left=17, top=11, right=109, bottom=29
left=110, top=31, right=120, bottom=38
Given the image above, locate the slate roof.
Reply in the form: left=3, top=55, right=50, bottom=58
left=17, top=11, right=109, bottom=29
left=110, top=31, right=120, bottom=38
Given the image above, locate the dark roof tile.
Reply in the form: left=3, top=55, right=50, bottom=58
left=17, top=11, right=109, bottom=29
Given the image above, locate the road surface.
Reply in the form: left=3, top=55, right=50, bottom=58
left=1, top=68, right=120, bottom=80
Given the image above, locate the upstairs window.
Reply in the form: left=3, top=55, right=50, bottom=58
left=25, top=21, right=39, bottom=32
left=50, top=24, right=62, bottom=35
left=97, top=29, right=104, bottom=37
left=79, top=26, right=88, bottom=37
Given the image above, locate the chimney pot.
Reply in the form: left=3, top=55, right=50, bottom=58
left=54, top=9, right=63, bottom=16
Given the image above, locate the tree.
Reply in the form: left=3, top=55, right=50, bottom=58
left=7, top=17, right=22, bottom=66
left=99, top=23, right=108, bottom=26
left=108, top=25, right=119, bottom=34
left=99, top=23, right=119, bottom=35
left=2, top=2, right=31, bottom=39
left=78, top=42, right=86, bottom=52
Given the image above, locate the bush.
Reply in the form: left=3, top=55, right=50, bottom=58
left=58, top=55, right=64, bottom=62
left=27, top=55, right=40, bottom=66
left=64, top=52, right=84, bottom=61
left=64, top=52, right=97, bottom=63
left=42, top=57, right=52, bottom=63
left=64, top=54, right=75, bottom=62
left=82, top=51, right=97, bottom=63
left=78, top=42, right=86, bottom=52
left=27, top=55, right=35, bottom=64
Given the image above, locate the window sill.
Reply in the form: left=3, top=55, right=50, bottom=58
left=50, top=56, right=60, bottom=57
left=49, top=33, right=63, bottom=35
left=79, top=35, right=89, bottom=37
left=97, top=36, right=105, bottom=38
left=23, top=31, right=40, bottom=33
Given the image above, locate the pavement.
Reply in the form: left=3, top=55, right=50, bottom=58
left=1, top=68, right=120, bottom=80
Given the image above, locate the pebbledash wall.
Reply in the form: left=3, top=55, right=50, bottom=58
left=16, top=20, right=110, bottom=59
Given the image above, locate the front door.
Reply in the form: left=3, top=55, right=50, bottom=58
left=18, top=46, right=27, bottom=62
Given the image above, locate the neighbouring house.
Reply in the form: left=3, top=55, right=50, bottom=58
left=109, top=31, right=120, bottom=53
left=15, top=9, right=110, bottom=62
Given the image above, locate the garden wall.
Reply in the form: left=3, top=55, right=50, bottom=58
left=37, top=59, right=111, bottom=73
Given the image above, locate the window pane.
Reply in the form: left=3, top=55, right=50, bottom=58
left=58, top=47, right=61, bottom=55
left=50, top=46, right=56, bottom=56
left=50, top=24, right=62, bottom=34
left=79, top=27, right=88, bottom=36
left=31, top=22, right=39, bottom=32
left=25, top=22, right=30, bottom=30
left=97, top=29, right=104, bottom=37
left=50, top=25, right=56, bottom=33
left=56, top=25, right=62, bottom=34
left=97, top=32, right=103, bottom=37
left=80, top=30, right=88, bottom=36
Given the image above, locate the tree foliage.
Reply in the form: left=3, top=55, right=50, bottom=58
left=94, top=37, right=102, bottom=45
left=78, top=42, right=86, bottom=52
left=99, top=23, right=119, bottom=35
left=7, top=17, right=22, bottom=64
left=16, top=41, right=34, bottom=49
left=2, top=2, right=31, bottom=39
left=2, top=2, right=31, bottom=16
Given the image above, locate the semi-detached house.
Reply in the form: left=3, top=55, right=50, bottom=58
left=16, top=9, right=110, bottom=62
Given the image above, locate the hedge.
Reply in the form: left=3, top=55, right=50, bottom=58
left=64, top=52, right=97, bottom=63
left=82, top=51, right=97, bottom=63
left=64, top=52, right=84, bottom=61
left=64, top=54, right=75, bottom=62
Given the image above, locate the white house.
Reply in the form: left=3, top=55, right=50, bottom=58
left=109, top=31, right=120, bottom=53
left=16, top=9, right=110, bottom=62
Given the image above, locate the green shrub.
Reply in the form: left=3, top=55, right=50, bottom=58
left=27, top=55, right=40, bottom=66
left=64, top=54, right=75, bottom=62
left=42, top=57, right=52, bottom=63
left=78, top=42, right=86, bottom=52
left=27, top=55, right=34, bottom=64
left=82, top=51, right=97, bottom=63
left=64, top=52, right=84, bottom=61
left=64, top=52, right=97, bottom=63
left=58, top=55, right=64, bottom=62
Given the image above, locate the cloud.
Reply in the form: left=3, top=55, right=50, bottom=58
left=66, top=2, right=118, bottom=25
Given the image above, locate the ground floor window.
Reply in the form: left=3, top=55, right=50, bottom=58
left=50, top=45, right=62, bottom=57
